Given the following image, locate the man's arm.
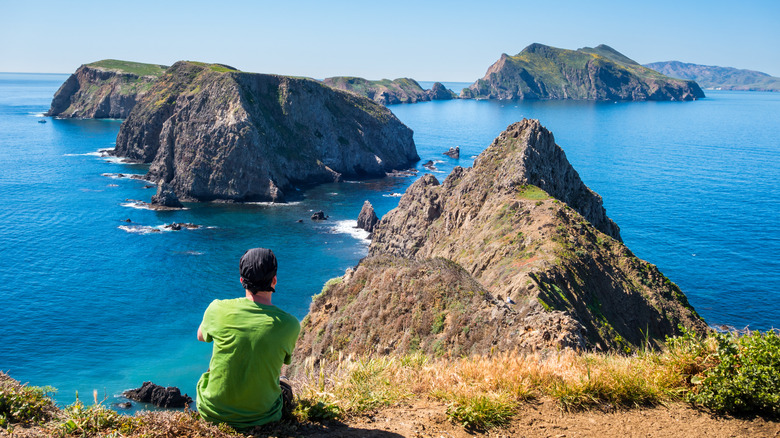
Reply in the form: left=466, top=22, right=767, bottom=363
left=197, top=324, right=206, bottom=342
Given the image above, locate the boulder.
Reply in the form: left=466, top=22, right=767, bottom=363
left=443, top=146, right=460, bottom=159
left=123, top=381, right=192, bottom=408
left=311, top=211, right=327, bottom=221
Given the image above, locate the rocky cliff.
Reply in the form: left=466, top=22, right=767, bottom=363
left=644, top=61, right=780, bottom=92
left=46, top=60, right=167, bottom=118
left=461, top=44, right=705, bottom=101
left=294, top=119, right=707, bottom=366
left=112, top=61, right=419, bottom=202
left=322, top=77, right=457, bottom=105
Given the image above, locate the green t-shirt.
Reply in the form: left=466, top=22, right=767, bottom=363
left=196, top=298, right=300, bottom=428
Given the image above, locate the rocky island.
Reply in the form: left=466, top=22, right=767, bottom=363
left=322, top=76, right=457, bottom=105
left=644, top=60, right=780, bottom=92
left=46, top=60, right=168, bottom=118
left=110, top=61, right=419, bottom=202
left=294, top=119, right=707, bottom=366
left=461, top=44, right=705, bottom=101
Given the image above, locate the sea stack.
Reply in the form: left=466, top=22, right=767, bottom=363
left=356, top=200, right=379, bottom=233
left=111, top=61, right=419, bottom=202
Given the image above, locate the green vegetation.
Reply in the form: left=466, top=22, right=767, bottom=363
left=4, top=329, right=778, bottom=435
left=88, top=59, right=168, bottom=77
left=683, top=329, right=780, bottom=416
left=517, top=184, right=548, bottom=200
left=187, top=61, right=240, bottom=73
left=446, top=395, right=516, bottom=430
left=0, top=375, right=56, bottom=428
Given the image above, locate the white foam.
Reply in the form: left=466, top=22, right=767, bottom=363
left=383, top=193, right=403, bottom=197
left=118, top=225, right=163, bottom=235
left=102, top=173, right=146, bottom=180
left=330, top=220, right=370, bottom=243
left=244, top=201, right=302, bottom=206
left=121, top=201, right=153, bottom=210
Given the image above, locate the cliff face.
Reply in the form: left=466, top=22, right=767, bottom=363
left=46, top=60, right=167, bottom=118
left=322, top=77, right=457, bottom=105
left=644, top=61, right=780, bottom=92
left=112, top=61, right=419, bottom=202
left=462, top=44, right=705, bottom=101
left=294, top=119, right=707, bottom=365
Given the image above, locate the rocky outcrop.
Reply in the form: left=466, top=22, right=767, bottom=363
left=644, top=61, right=780, bottom=92
left=462, top=44, right=705, bottom=101
left=111, top=61, right=419, bottom=202
left=428, top=82, right=457, bottom=100
left=294, top=119, right=707, bottom=364
left=356, top=200, right=379, bottom=232
left=322, top=77, right=457, bottom=105
left=150, top=182, right=183, bottom=208
left=123, top=381, right=192, bottom=408
left=443, top=146, right=460, bottom=159
left=46, top=60, right=167, bottom=118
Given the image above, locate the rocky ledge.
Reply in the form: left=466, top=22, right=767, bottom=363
left=293, top=119, right=707, bottom=368
left=322, top=77, right=457, bottom=105
left=461, top=44, right=705, bottom=101
left=46, top=60, right=167, bottom=118
left=111, top=61, right=419, bottom=202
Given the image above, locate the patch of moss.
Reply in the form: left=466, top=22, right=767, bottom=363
left=88, top=59, right=168, bottom=77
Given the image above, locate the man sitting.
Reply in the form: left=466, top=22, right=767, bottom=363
left=196, top=248, right=300, bottom=428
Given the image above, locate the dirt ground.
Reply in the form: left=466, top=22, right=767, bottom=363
left=270, top=399, right=779, bottom=438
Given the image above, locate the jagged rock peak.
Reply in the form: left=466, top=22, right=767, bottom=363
left=357, top=200, right=379, bottom=233
left=474, top=119, right=621, bottom=240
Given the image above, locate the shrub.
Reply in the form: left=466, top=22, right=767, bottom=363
left=445, top=394, right=515, bottom=430
left=687, top=330, right=780, bottom=416
left=0, top=373, right=57, bottom=428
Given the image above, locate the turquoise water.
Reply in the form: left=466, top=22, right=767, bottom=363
left=1, top=74, right=778, bottom=407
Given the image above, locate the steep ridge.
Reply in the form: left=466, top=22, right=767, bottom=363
left=46, top=60, right=167, bottom=118
left=322, top=77, right=457, bottom=105
left=112, top=61, right=419, bottom=202
left=294, top=120, right=707, bottom=366
left=461, top=43, right=705, bottom=101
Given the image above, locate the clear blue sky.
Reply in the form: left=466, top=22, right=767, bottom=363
left=1, top=0, right=778, bottom=80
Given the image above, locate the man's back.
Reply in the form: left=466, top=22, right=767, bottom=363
left=196, top=298, right=300, bottom=428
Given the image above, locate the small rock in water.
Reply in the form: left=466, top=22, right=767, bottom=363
left=311, top=211, right=327, bottom=221
left=116, top=401, right=132, bottom=409
left=443, top=146, right=460, bottom=159
left=123, top=381, right=192, bottom=408
left=422, top=160, right=436, bottom=170
left=296, top=219, right=304, bottom=223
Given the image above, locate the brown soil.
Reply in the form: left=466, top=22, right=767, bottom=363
left=276, top=399, right=779, bottom=438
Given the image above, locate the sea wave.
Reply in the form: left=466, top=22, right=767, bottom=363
left=120, top=201, right=153, bottom=210
left=383, top=193, right=403, bottom=198
left=244, top=201, right=302, bottom=206
left=118, top=225, right=165, bottom=235
left=330, top=220, right=370, bottom=243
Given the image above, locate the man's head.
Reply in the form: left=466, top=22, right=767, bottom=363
left=239, top=248, right=277, bottom=293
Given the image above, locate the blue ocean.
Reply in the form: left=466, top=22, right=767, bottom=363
left=1, top=74, right=778, bottom=407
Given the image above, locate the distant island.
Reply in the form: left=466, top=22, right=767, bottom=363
left=322, top=77, right=457, bottom=105
left=644, top=61, right=780, bottom=92
left=461, top=44, right=705, bottom=101
left=46, top=60, right=168, bottom=118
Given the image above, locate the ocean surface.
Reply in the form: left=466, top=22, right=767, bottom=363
left=1, top=74, right=778, bottom=408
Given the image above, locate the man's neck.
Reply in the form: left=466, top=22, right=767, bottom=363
left=245, top=289, right=273, bottom=305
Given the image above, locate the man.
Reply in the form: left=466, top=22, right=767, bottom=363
left=196, top=248, right=301, bottom=428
